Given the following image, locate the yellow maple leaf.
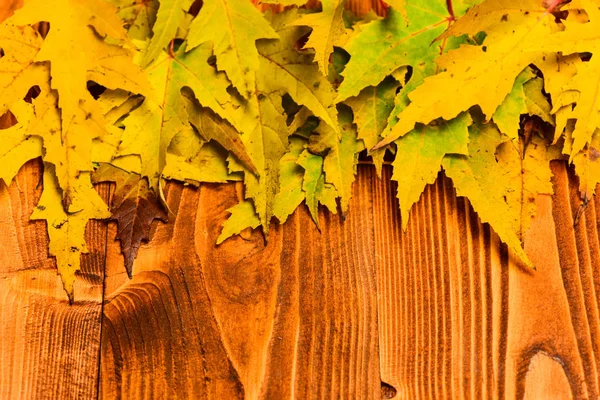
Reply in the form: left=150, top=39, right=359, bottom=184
left=6, top=0, right=148, bottom=131
left=293, top=0, right=348, bottom=76
left=186, top=0, right=278, bottom=98
left=31, top=164, right=110, bottom=302
left=525, top=0, right=600, bottom=156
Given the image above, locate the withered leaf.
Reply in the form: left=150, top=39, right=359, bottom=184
left=92, top=163, right=168, bottom=277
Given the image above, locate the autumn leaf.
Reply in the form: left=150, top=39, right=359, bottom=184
left=140, top=0, right=193, bottom=67
left=183, top=93, right=257, bottom=175
left=441, top=116, right=532, bottom=267
left=293, top=0, right=348, bottom=76
left=0, top=24, right=45, bottom=114
left=526, top=0, right=600, bottom=156
left=223, top=9, right=338, bottom=236
left=258, top=10, right=339, bottom=133
left=345, top=76, right=399, bottom=176
left=6, top=0, right=148, bottom=131
left=392, top=112, right=471, bottom=230
left=272, top=136, right=307, bottom=223
left=186, top=0, right=278, bottom=98
left=28, top=85, right=108, bottom=210
left=307, top=106, right=363, bottom=213
left=297, top=149, right=338, bottom=227
left=337, top=0, right=477, bottom=102
left=109, top=0, right=159, bottom=41
left=92, top=163, right=167, bottom=277
left=31, top=164, right=110, bottom=302
left=492, top=67, right=553, bottom=140
left=497, top=133, right=560, bottom=240
left=373, top=0, right=557, bottom=150
left=0, top=100, right=42, bottom=184
left=217, top=201, right=261, bottom=245
left=163, top=119, right=243, bottom=184
left=116, top=44, right=234, bottom=193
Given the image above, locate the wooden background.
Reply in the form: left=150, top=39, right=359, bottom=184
left=1, top=158, right=599, bottom=399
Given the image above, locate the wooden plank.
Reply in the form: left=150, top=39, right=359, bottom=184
left=373, top=162, right=600, bottom=399
left=0, top=159, right=109, bottom=399
left=99, top=166, right=381, bottom=399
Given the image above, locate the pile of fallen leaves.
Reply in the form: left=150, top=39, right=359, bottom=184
left=1, top=0, right=598, bottom=300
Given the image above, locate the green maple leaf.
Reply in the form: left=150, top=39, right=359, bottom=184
left=345, top=76, right=399, bottom=176
left=297, top=149, right=338, bottom=227
left=307, top=107, right=363, bottom=213
left=392, top=112, right=471, bottom=230
left=272, top=136, right=308, bottom=224
left=373, top=0, right=557, bottom=150
left=337, top=0, right=477, bottom=102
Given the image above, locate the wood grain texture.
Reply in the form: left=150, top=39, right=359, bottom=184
left=0, top=159, right=109, bottom=399
left=99, top=167, right=381, bottom=399
left=4, top=161, right=600, bottom=399
left=374, top=162, right=600, bottom=399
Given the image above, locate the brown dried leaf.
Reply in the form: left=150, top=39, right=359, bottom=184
left=92, top=163, right=167, bottom=277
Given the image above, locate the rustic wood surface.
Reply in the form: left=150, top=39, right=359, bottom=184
left=1, top=159, right=600, bottom=399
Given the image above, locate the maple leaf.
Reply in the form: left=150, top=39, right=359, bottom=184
left=186, top=0, right=279, bottom=98
left=257, top=10, right=339, bottom=133
left=345, top=76, right=399, bottom=176
left=564, top=123, right=600, bottom=200
left=6, top=0, right=148, bottom=131
left=336, top=0, right=477, bottom=102
left=116, top=44, right=234, bottom=193
left=441, top=117, right=532, bottom=267
left=0, top=100, right=42, bottom=184
left=293, top=0, right=348, bottom=76
left=307, top=107, right=363, bottom=213
left=140, top=0, right=193, bottom=66
left=492, top=67, right=553, bottom=140
left=108, top=0, right=159, bottom=41
left=497, top=133, right=560, bottom=241
left=31, top=164, right=111, bottom=302
left=373, top=0, right=557, bottom=150
left=525, top=0, right=600, bottom=156
left=216, top=137, right=305, bottom=244
left=217, top=201, right=261, bottom=244
left=92, top=163, right=167, bottom=277
left=183, top=93, right=257, bottom=175
left=0, top=24, right=45, bottom=114
left=227, top=93, right=289, bottom=235
left=28, top=85, right=109, bottom=210
left=272, top=136, right=307, bottom=223
left=163, top=119, right=243, bottom=184
left=392, top=112, right=471, bottom=230
left=222, top=9, right=339, bottom=235
left=297, top=149, right=338, bottom=227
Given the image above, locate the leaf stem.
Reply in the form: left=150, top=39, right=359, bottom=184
left=446, top=0, right=455, bottom=22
